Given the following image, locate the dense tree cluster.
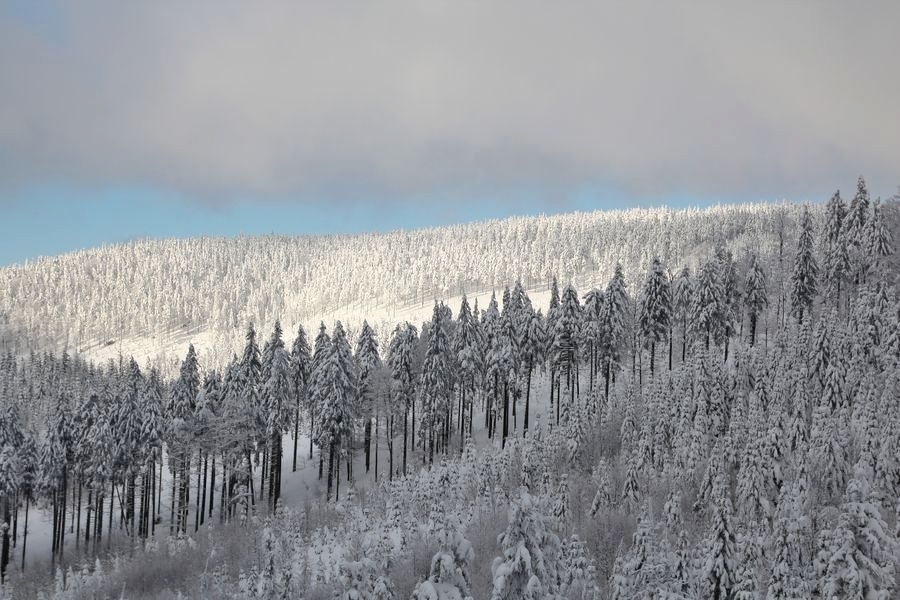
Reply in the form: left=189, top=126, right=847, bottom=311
left=1, top=186, right=899, bottom=598
left=1, top=203, right=847, bottom=372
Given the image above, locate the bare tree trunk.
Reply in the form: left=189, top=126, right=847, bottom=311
left=327, top=443, right=334, bottom=501
left=364, top=418, right=372, bottom=473
left=502, top=380, right=509, bottom=448
left=200, top=454, right=208, bottom=526
left=389, top=415, right=394, bottom=482
left=260, top=447, right=268, bottom=503
left=108, top=477, right=114, bottom=548
left=59, top=469, right=67, bottom=563
left=309, top=412, right=315, bottom=460
left=152, top=463, right=158, bottom=536
left=170, top=471, right=177, bottom=535
left=668, top=330, right=673, bottom=371
left=293, top=401, right=300, bottom=472
left=460, top=387, right=466, bottom=450
left=157, top=460, right=163, bottom=525
left=85, top=489, right=92, bottom=547
left=1, top=495, right=9, bottom=583
left=20, top=496, right=29, bottom=573
left=402, top=403, right=408, bottom=476
left=195, top=453, right=202, bottom=532
left=524, top=365, right=532, bottom=437
left=208, top=455, right=216, bottom=521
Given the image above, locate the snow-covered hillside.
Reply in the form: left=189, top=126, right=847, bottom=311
left=1, top=203, right=818, bottom=371
left=3, top=188, right=900, bottom=598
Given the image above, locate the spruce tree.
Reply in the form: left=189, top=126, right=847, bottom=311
left=744, top=254, right=768, bottom=347
left=820, top=462, right=898, bottom=598
left=823, top=190, right=849, bottom=306
left=168, top=344, right=200, bottom=533
left=308, top=322, right=331, bottom=464
left=581, top=287, right=604, bottom=386
left=0, top=444, right=18, bottom=583
left=387, top=322, right=418, bottom=477
left=639, top=257, right=672, bottom=376
left=789, top=206, right=819, bottom=325
left=289, top=325, right=311, bottom=472
left=355, top=320, right=381, bottom=473
left=490, top=489, right=563, bottom=600
left=552, top=284, right=581, bottom=414
left=701, top=475, right=737, bottom=600
left=522, top=308, right=546, bottom=437
left=868, top=199, right=894, bottom=264
left=316, top=322, right=356, bottom=501
left=601, top=264, right=630, bottom=398
left=843, top=176, right=871, bottom=286
left=264, top=347, right=292, bottom=509
left=454, top=296, right=482, bottom=445
left=421, top=304, right=453, bottom=460
left=672, top=266, right=694, bottom=362
left=691, top=259, right=725, bottom=351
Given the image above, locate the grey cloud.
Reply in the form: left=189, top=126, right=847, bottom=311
left=0, top=1, right=898, bottom=201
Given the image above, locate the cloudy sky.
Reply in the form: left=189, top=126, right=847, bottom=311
left=1, top=1, right=898, bottom=264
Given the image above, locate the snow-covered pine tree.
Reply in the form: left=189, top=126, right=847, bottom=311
left=613, top=505, right=673, bottom=598
left=765, top=482, right=811, bottom=599
left=818, top=462, right=898, bottom=598
left=716, top=245, right=741, bottom=361
left=521, top=307, right=545, bottom=438
left=264, top=347, right=293, bottom=509
left=412, top=510, right=475, bottom=600
left=581, top=287, right=604, bottom=388
left=700, top=474, right=737, bottom=600
left=552, top=284, right=581, bottom=411
left=483, top=292, right=511, bottom=440
left=639, top=257, right=672, bottom=377
left=260, top=320, right=285, bottom=389
left=257, top=321, right=285, bottom=502
left=690, top=259, right=725, bottom=352
left=490, top=488, right=563, bottom=600
left=0, top=443, right=18, bottom=583
left=822, top=190, right=850, bottom=307
left=355, top=320, right=381, bottom=473
left=744, top=254, right=768, bottom=347
left=168, top=344, right=200, bottom=532
left=308, top=322, right=331, bottom=465
left=789, top=206, right=819, bottom=325
left=454, top=296, right=482, bottom=446
left=115, top=358, right=143, bottom=538
left=317, top=321, right=357, bottom=500
left=843, top=176, right=871, bottom=287
left=387, top=322, right=418, bottom=477
left=421, top=303, right=453, bottom=460
left=588, top=459, right=612, bottom=517
left=672, top=266, right=694, bottom=364
left=601, top=264, right=630, bottom=398
left=289, top=324, right=311, bottom=472
left=867, top=198, right=894, bottom=267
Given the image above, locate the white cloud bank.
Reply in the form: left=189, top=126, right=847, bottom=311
left=1, top=1, right=898, bottom=201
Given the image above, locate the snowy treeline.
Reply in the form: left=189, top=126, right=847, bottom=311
left=0, top=201, right=854, bottom=370
left=1, top=182, right=899, bottom=598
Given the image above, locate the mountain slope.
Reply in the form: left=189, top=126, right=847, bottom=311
left=0, top=203, right=820, bottom=368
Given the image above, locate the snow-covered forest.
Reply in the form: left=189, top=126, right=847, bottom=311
left=0, top=201, right=842, bottom=373
left=1, top=180, right=900, bottom=598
